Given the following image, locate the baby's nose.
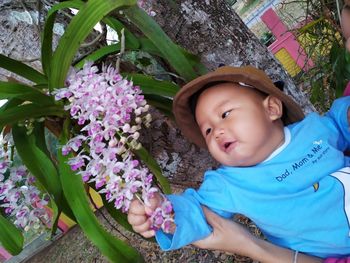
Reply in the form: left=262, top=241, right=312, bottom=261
left=214, top=128, right=224, bottom=139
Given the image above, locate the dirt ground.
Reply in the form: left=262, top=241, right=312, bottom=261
left=24, top=208, right=258, bottom=263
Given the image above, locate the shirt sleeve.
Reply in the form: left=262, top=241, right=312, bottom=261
left=325, top=96, right=350, bottom=151
left=155, top=170, right=234, bottom=251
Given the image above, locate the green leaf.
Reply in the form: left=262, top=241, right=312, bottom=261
left=101, top=195, right=133, bottom=232
left=0, top=81, right=54, bottom=105
left=138, top=38, right=207, bottom=75
left=134, top=146, right=171, bottom=194
left=49, top=0, right=137, bottom=90
left=0, top=99, right=21, bottom=132
left=124, top=6, right=199, bottom=81
left=74, top=16, right=142, bottom=68
left=0, top=54, right=47, bottom=84
left=58, top=127, right=144, bottom=263
left=103, top=16, right=140, bottom=49
left=12, top=124, right=62, bottom=201
left=74, top=44, right=121, bottom=69
left=0, top=214, right=24, bottom=255
left=31, top=123, right=70, bottom=233
left=122, top=73, right=179, bottom=97
left=0, top=104, right=64, bottom=128
left=42, top=0, right=86, bottom=76
left=144, top=94, right=174, bottom=118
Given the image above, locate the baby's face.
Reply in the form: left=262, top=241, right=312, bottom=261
left=342, top=3, right=350, bottom=51
left=195, top=83, right=284, bottom=166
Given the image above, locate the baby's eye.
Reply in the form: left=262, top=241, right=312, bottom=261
left=222, top=110, right=232, bottom=119
left=205, top=128, right=211, bottom=135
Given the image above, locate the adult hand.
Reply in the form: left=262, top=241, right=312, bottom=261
left=192, top=207, right=253, bottom=255
left=193, top=207, right=323, bottom=263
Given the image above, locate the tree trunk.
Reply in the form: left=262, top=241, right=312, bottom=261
left=149, top=0, right=314, bottom=113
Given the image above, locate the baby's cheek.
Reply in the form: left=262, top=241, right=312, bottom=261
left=346, top=38, right=350, bottom=52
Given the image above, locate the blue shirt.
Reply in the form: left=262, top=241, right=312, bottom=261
left=156, top=96, right=350, bottom=258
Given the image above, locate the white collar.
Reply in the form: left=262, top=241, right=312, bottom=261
left=262, top=127, right=291, bottom=163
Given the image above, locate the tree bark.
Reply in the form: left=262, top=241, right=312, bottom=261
left=149, top=0, right=314, bottom=113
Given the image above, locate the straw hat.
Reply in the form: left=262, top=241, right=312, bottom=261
left=172, top=66, right=305, bottom=148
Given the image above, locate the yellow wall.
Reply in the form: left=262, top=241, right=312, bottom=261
left=274, top=48, right=301, bottom=77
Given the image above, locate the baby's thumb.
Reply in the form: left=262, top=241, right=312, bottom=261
left=145, top=194, right=162, bottom=216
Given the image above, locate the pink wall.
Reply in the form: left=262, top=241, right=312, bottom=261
left=261, top=8, right=314, bottom=71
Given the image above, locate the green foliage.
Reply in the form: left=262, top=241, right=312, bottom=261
left=0, top=54, right=47, bottom=85
left=0, top=0, right=206, bottom=261
left=0, top=214, right=24, bottom=255
left=291, top=0, right=350, bottom=112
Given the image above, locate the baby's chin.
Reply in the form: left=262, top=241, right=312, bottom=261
left=346, top=38, right=350, bottom=52
left=217, top=157, right=260, bottom=167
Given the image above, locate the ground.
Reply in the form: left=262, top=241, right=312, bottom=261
left=24, top=208, right=259, bottom=263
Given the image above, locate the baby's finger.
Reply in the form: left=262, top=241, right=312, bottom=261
left=147, top=194, right=163, bottom=211
left=132, top=218, right=152, bottom=234
left=129, top=199, right=146, bottom=215
left=127, top=213, right=147, bottom=226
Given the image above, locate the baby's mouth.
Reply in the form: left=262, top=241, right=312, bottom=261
left=222, top=141, right=236, bottom=152
left=224, top=142, right=232, bottom=149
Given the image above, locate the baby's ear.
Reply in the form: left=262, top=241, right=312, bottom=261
left=263, top=95, right=283, bottom=121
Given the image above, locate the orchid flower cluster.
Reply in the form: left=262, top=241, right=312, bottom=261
left=0, top=134, right=50, bottom=232
left=54, top=62, right=173, bottom=232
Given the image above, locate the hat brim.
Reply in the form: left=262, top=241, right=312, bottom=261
left=172, top=66, right=305, bottom=148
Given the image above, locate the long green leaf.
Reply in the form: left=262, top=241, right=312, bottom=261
left=49, top=0, right=137, bottom=90
left=32, top=123, right=76, bottom=231
left=0, top=104, right=64, bottom=127
left=103, top=16, right=140, bottom=49
left=0, top=82, right=54, bottom=105
left=0, top=54, right=47, bottom=84
left=12, top=125, right=62, bottom=201
left=124, top=6, right=198, bottom=81
left=0, top=99, right=21, bottom=132
left=74, top=44, right=121, bottom=69
left=100, top=194, right=133, bottom=232
left=41, top=0, right=85, bottom=76
left=138, top=38, right=207, bottom=74
left=144, top=94, right=174, bottom=118
left=74, top=16, right=141, bottom=68
left=134, top=146, right=171, bottom=194
left=122, top=73, right=179, bottom=97
left=0, top=214, right=24, bottom=255
left=59, top=128, right=144, bottom=263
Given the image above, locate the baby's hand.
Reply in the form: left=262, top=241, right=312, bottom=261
left=127, top=194, right=162, bottom=238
